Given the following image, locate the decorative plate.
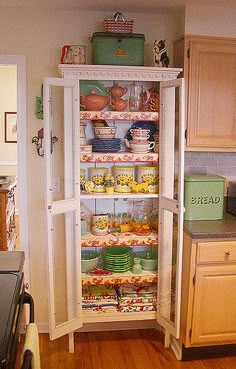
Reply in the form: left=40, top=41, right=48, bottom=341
left=79, top=80, right=108, bottom=96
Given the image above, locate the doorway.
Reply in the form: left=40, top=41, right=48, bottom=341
left=0, top=55, right=29, bottom=284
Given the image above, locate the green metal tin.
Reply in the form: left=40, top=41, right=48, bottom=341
left=184, top=175, right=226, bottom=221
left=91, top=32, right=145, bottom=66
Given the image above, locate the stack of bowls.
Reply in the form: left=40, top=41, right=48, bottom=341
left=103, top=247, right=133, bottom=272
left=94, top=126, right=117, bottom=139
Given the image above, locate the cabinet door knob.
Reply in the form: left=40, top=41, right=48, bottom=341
left=225, top=250, right=231, bottom=256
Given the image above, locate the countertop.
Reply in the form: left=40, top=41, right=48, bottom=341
left=184, top=212, right=236, bottom=240
left=0, top=251, right=25, bottom=271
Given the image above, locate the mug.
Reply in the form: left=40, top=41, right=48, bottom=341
left=92, top=214, right=109, bottom=236
left=61, top=45, right=86, bottom=64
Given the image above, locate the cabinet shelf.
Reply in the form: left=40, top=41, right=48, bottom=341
left=82, top=269, right=157, bottom=286
left=80, top=151, right=159, bottom=163
left=81, top=232, right=158, bottom=248
left=80, top=110, right=159, bottom=121
left=80, top=192, right=158, bottom=200
left=82, top=310, right=156, bottom=323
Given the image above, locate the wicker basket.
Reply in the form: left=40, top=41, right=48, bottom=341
left=104, top=12, right=134, bottom=33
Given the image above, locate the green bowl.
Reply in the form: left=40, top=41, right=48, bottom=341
left=135, top=251, right=157, bottom=271
left=81, top=251, right=100, bottom=273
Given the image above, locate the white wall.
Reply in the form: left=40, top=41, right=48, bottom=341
left=185, top=4, right=236, bottom=37
left=0, top=66, right=17, bottom=174
left=0, top=8, right=183, bottom=328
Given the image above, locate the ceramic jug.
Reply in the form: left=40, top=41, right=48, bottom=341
left=129, top=83, right=149, bottom=111
left=132, top=257, right=142, bottom=274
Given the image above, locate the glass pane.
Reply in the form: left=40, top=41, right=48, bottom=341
left=51, top=211, right=78, bottom=327
left=49, top=85, right=75, bottom=202
left=158, top=209, right=178, bottom=325
left=160, top=86, right=180, bottom=201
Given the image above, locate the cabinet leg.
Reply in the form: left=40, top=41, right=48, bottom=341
left=68, top=332, right=74, bottom=353
left=164, top=329, right=170, bottom=347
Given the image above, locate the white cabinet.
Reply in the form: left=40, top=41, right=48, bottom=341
left=44, top=65, right=185, bottom=352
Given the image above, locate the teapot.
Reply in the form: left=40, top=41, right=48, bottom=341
left=106, top=83, right=127, bottom=98
left=80, top=91, right=110, bottom=111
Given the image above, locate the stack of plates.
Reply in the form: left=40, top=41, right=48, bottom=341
left=91, top=138, right=121, bottom=153
left=103, top=247, right=133, bottom=273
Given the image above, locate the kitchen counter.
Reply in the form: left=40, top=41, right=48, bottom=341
left=0, top=251, right=25, bottom=271
left=184, top=212, right=236, bottom=239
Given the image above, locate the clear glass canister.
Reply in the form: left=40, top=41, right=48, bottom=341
left=132, top=200, right=152, bottom=236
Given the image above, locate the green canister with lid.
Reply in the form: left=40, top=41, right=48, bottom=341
left=184, top=175, right=226, bottom=220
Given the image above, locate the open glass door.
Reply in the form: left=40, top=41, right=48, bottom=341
left=44, top=78, right=82, bottom=340
left=157, top=78, right=185, bottom=338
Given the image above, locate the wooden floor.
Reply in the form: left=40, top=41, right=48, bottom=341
left=15, top=329, right=236, bottom=369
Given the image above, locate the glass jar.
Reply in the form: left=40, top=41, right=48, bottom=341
left=132, top=200, right=152, bottom=236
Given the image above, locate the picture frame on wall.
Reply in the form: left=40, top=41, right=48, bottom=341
left=5, top=112, right=17, bottom=143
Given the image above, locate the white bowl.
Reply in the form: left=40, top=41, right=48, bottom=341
left=94, top=126, right=117, bottom=139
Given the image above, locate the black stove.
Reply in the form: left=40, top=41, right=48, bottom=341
left=0, top=252, right=34, bottom=369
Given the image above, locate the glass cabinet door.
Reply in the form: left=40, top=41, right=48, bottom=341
left=157, top=78, right=185, bottom=338
left=44, top=78, right=82, bottom=340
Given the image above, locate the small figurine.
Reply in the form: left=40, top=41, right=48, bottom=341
left=128, top=180, right=149, bottom=193
left=153, top=39, right=170, bottom=68
left=84, top=181, right=95, bottom=193
left=104, top=171, right=115, bottom=194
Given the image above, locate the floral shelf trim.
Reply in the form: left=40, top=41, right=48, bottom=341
left=80, top=152, right=159, bottom=163
left=81, top=232, right=158, bottom=247
left=82, top=274, right=157, bottom=286
left=80, top=111, right=159, bottom=121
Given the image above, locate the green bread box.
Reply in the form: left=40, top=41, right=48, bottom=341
left=184, top=175, right=226, bottom=221
left=91, top=32, right=145, bottom=66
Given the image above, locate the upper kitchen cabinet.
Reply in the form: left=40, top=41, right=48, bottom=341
left=173, top=35, right=236, bottom=152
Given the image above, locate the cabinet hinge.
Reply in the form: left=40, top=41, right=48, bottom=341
left=193, top=274, right=196, bottom=285
left=189, top=328, right=192, bottom=337
left=187, top=48, right=190, bottom=59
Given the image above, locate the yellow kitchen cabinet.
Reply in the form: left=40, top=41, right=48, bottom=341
left=173, top=35, right=236, bottom=152
left=180, top=232, right=236, bottom=350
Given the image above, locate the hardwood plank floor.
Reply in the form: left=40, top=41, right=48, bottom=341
left=15, top=329, right=236, bottom=369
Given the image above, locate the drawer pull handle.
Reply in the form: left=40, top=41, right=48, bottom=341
left=225, top=250, right=231, bottom=256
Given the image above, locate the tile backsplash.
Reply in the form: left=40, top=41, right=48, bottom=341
left=184, top=152, right=236, bottom=182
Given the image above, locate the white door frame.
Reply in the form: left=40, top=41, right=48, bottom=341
left=0, top=55, right=29, bottom=284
